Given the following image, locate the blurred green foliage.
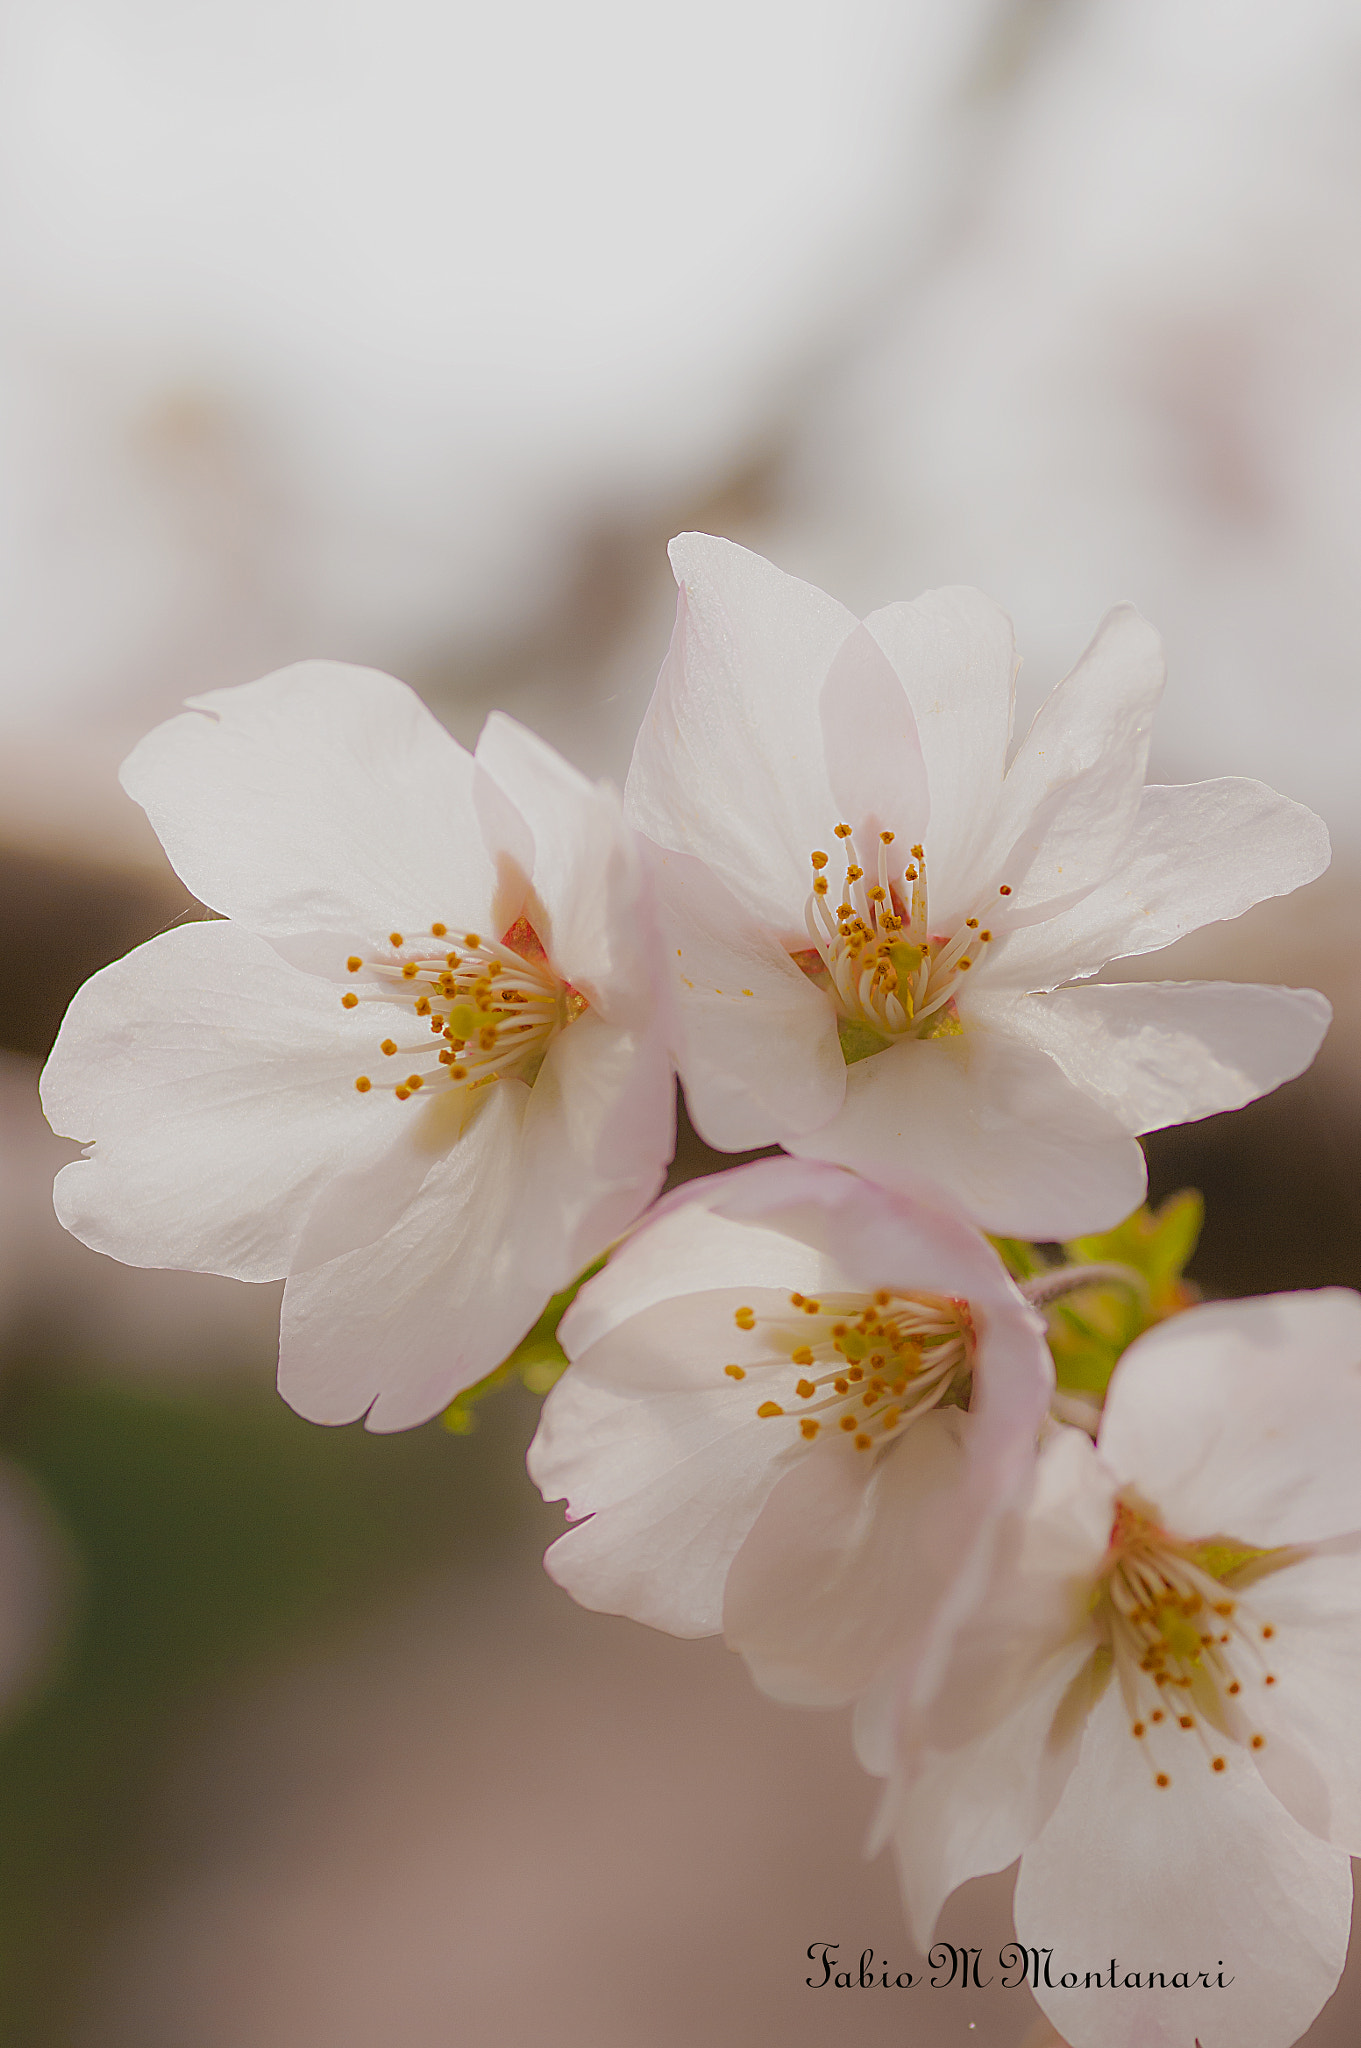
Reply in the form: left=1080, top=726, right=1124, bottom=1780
left=998, top=1192, right=1204, bottom=1400
left=0, top=1365, right=539, bottom=2047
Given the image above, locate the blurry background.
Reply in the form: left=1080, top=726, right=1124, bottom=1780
left=1, top=0, right=1360, bottom=2040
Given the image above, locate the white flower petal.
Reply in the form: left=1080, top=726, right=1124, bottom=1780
left=121, top=662, right=497, bottom=937
left=41, top=921, right=410, bottom=1282
left=986, top=779, right=1333, bottom=991
left=1098, top=1292, right=1361, bottom=1550
left=884, top=1635, right=1096, bottom=1951
left=723, top=1412, right=974, bottom=1706
left=532, top=1372, right=799, bottom=1638
left=1016, top=1684, right=1352, bottom=2048
left=652, top=844, right=845, bottom=1149
left=1245, top=1536, right=1361, bottom=1854
left=513, top=1010, right=674, bottom=1282
left=863, top=586, right=1017, bottom=931
left=277, top=1080, right=542, bottom=1429
left=816, top=622, right=929, bottom=849
left=474, top=713, right=655, bottom=1013
left=625, top=533, right=856, bottom=925
left=556, top=1191, right=834, bottom=1373
left=975, top=604, right=1166, bottom=924
left=789, top=1029, right=1146, bottom=1239
left=973, top=981, right=1332, bottom=1135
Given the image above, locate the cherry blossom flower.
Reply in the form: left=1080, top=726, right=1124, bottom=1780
left=529, top=1157, right=1051, bottom=1706
left=41, top=663, right=674, bottom=1429
left=626, top=535, right=1332, bottom=1237
left=863, top=1290, right=1361, bottom=2048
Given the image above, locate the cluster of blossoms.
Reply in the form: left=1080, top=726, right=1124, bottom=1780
left=42, top=535, right=1353, bottom=2048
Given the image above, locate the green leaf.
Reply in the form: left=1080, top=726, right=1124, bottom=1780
left=1046, top=1190, right=1203, bottom=1400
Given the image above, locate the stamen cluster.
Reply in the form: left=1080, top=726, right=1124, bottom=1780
left=724, top=1287, right=973, bottom=1450
left=1097, top=1500, right=1276, bottom=1788
left=343, top=915, right=583, bottom=1100
left=800, top=825, right=1011, bottom=1056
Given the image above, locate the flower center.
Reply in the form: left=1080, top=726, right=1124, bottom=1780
left=1095, top=1500, right=1286, bottom=1788
left=342, top=915, right=586, bottom=1101
left=795, top=827, right=1013, bottom=1064
left=723, top=1288, right=974, bottom=1451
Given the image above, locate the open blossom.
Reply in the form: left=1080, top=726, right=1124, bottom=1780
left=529, top=1157, right=1051, bottom=1706
left=863, top=1291, right=1361, bottom=2048
left=626, top=535, right=1331, bottom=1237
left=41, top=663, right=674, bottom=1429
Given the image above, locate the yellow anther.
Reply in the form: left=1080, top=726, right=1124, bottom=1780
left=389, top=932, right=404, bottom=946
left=879, top=830, right=894, bottom=843
left=347, top=956, right=363, bottom=972
left=813, top=876, right=828, bottom=895
left=846, top=865, right=863, bottom=882
left=839, top=1414, right=856, bottom=1431
left=873, top=1291, right=891, bottom=1306
left=734, top=1307, right=756, bottom=1330
left=464, top=932, right=481, bottom=947
left=724, top=1365, right=746, bottom=1381
left=811, top=850, right=829, bottom=868
left=756, top=1401, right=784, bottom=1418
left=834, top=1378, right=849, bottom=1395
left=795, top=1379, right=816, bottom=1400
left=880, top=1406, right=900, bottom=1430
left=999, top=884, right=1012, bottom=897
left=381, top=1039, right=397, bottom=1056
left=405, top=1074, right=423, bottom=1090
left=1252, top=1734, right=1265, bottom=1750
left=395, top=1086, right=410, bottom=1100
left=800, top=1417, right=820, bottom=1440
left=910, top=844, right=924, bottom=860
left=834, top=822, right=852, bottom=838
left=979, top=929, right=993, bottom=942
left=791, top=1346, right=813, bottom=1366
left=802, top=1298, right=821, bottom=1315
left=854, top=1432, right=872, bottom=1450
left=414, top=996, right=431, bottom=1015
left=958, top=957, right=972, bottom=970
left=402, top=962, right=419, bottom=979
left=1131, top=1721, right=1145, bottom=1738
left=966, top=917, right=978, bottom=929
left=1212, top=1757, right=1227, bottom=1772
left=341, top=992, right=359, bottom=1009
left=446, top=952, right=461, bottom=967
left=1261, top=1625, right=1275, bottom=1639
left=354, top=1076, right=371, bottom=1092
left=431, top=922, right=447, bottom=937
left=1155, top=1773, right=1170, bottom=1788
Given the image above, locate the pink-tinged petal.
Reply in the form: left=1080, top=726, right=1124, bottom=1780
left=725, top=1413, right=970, bottom=1706
left=653, top=845, right=845, bottom=1150
left=121, top=662, right=497, bottom=938
left=790, top=1029, right=1146, bottom=1239
left=1016, top=1684, right=1352, bottom=2048
left=513, top=1011, right=673, bottom=1282
left=556, top=1193, right=833, bottom=1374
left=625, top=534, right=856, bottom=927
left=532, top=1373, right=800, bottom=1638
left=817, top=624, right=929, bottom=849
left=863, top=587, right=1017, bottom=932
left=883, top=1634, right=1096, bottom=1951
left=1242, top=1536, right=1361, bottom=1854
left=278, top=1081, right=542, bottom=1429
left=1099, top=1292, right=1361, bottom=1550
left=973, top=981, right=1331, bottom=1135
left=673, top=1153, right=1035, bottom=1315
left=915, top=1424, right=1115, bottom=1753
left=972, top=605, right=1166, bottom=926
left=986, top=780, right=1332, bottom=992
left=474, top=713, right=655, bottom=1017
left=41, top=921, right=410, bottom=1282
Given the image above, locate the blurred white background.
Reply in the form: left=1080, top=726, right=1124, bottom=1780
left=3, top=2, right=1361, bottom=2042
